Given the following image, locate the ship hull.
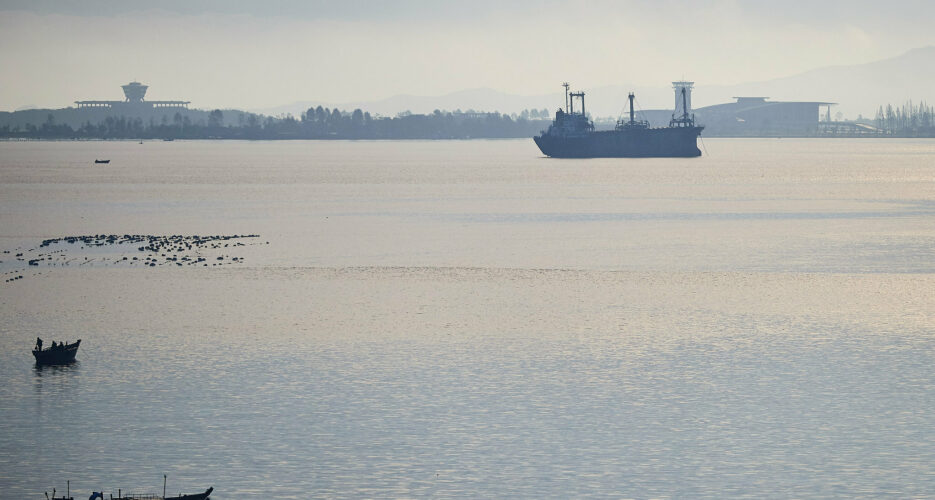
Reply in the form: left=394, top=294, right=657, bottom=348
left=534, top=126, right=703, bottom=158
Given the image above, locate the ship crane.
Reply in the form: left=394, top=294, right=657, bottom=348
left=616, top=92, right=649, bottom=130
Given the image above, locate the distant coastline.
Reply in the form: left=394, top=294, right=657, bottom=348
left=2, top=100, right=933, bottom=140
left=0, top=107, right=551, bottom=141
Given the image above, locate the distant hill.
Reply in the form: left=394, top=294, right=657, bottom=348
left=256, top=46, right=935, bottom=120
left=697, top=46, right=935, bottom=118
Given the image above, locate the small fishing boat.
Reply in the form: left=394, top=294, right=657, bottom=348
left=98, top=487, right=213, bottom=500
left=33, top=339, right=81, bottom=365
left=166, top=488, right=213, bottom=500
left=44, top=480, right=74, bottom=499
left=94, top=159, right=110, bottom=164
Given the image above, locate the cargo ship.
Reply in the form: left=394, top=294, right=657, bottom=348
left=534, top=82, right=703, bottom=158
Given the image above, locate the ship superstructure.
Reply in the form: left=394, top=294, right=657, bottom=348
left=534, top=82, right=703, bottom=158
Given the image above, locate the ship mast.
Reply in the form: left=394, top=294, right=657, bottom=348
left=562, top=82, right=570, bottom=114
left=628, top=93, right=635, bottom=125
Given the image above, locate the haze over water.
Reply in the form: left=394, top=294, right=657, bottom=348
left=1, top=139, right=934, bottom=498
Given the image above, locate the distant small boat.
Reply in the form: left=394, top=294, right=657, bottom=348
left=163, top=138, right=174, bottom=142
left=94, top=159, right=110, bottom=164
left=33, top=339, right=81, bottom=365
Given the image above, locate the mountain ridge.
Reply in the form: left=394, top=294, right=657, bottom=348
left=253, top=46, right=935, bottom=119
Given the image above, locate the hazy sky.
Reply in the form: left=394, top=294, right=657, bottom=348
left=1, top=0, right=933, bottom=110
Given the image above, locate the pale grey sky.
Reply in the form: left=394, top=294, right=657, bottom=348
left=1, top=0, right=933, bottom=110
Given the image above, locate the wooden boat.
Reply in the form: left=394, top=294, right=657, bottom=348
left=166, top=488, right=213, bottom=500
left=33, top=339, right=81, bottom=365
left=104, top=487, right=213, bottom=500
left=44, top=482, right=74, bottom=499
left=94, top=159, right=111, bottom=164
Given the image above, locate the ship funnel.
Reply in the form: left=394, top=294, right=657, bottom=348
left=672, top=81, right=693, bottom=117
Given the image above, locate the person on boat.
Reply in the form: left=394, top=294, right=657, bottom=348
left=51, top=341, right=57, bottom=349
left=36, top=337, right=43, bottom=351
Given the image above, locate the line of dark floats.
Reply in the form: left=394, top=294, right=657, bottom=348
left=39, top=234, right=261, bottom=253
left=1, top=234, right=265, bottom=274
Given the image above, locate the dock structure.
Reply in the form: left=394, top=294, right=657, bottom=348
left=75, top=81, right=190, bottom=110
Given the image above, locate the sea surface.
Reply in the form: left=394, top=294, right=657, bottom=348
left=1, top=138, right=934, bottom=499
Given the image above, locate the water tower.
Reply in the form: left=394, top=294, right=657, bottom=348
left=672, top=81, right=693, bottom=117
left=121, top=81, right=148, bottom=103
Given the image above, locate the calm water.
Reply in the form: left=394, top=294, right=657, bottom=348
left=1, top=139, right=934, bottom=498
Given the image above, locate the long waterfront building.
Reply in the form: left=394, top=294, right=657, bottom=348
left=75, top=81, right=190, bottom=110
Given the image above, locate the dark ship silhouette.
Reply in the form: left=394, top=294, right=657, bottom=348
left=534, top=82, right=703, bottom=158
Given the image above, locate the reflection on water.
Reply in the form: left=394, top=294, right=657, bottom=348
left=33, top=361, right=81, bottom=379
left=1, top=139, right=935, bottom=498
left=32, top=363, right=80, bottom=425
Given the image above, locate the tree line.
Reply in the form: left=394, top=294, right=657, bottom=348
left=0, top=107, right=552, bottom=140
left=874, top=100, right=935, bottom=135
